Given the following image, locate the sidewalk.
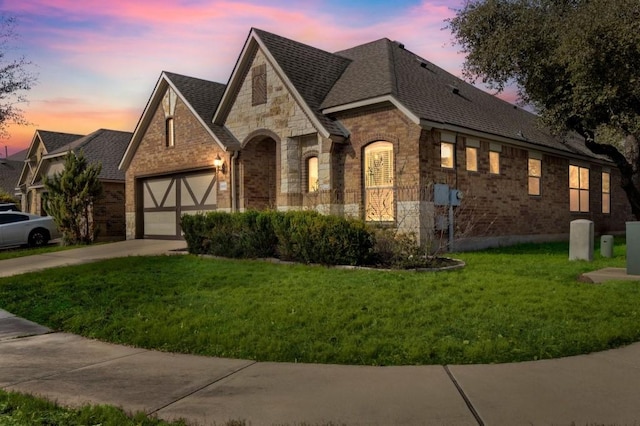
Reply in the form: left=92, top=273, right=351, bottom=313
left=1, top=240, right=640, bottom=425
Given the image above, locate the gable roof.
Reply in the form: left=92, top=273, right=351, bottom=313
left=213, top=28, right=351, bottom=139
left=24, top=130, right=85, bottom=160
left=0, top=158, right=22, bottom=194
left=119, top=71, right=239, bottom=170
left=43, top=129, right=132, bottom=181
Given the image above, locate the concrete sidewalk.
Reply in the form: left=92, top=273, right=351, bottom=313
left=3, top=310, right=640, bottom=425
left=2, top=240, right=640, bottom=425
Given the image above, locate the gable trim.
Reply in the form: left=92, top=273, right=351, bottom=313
left=212, top=29, right=331, bottom=139
left=321, top=95, right=420, bottom=125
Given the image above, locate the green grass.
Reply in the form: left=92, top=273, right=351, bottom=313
left=0, top=243, right=78, bottom=261
left=0, top=389, right=190, bottom=425
left=0, top=240, right=638, bottom=365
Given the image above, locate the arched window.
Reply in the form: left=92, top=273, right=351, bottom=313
left=307, top=156, right=318, bottom=192
left=364, top=142, right=394, bottom=222
left=165, top=117, right=175, bottom=148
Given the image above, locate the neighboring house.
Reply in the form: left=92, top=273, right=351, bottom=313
left=18, top=129, right=132, bottom=241
left=119, top=28, right=632, bottom=248
left=0, top=149, right=26, bottom=198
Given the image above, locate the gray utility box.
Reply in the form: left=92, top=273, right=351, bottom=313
left=569, top=219, right=594, bottom=261
left=600, top=235, right=614, bottom=258
left=627, top=222, right=640, bottom=275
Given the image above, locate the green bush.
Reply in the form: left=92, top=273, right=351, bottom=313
left=181, top=210, right=374, bottom=265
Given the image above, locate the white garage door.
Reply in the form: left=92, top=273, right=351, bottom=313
left=142, top=171, right=217, bottom=238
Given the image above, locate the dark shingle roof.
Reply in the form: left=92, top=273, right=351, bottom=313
left=322, top=38, right=594, bottom=157
left=48, top=129, right=132, bottom=181
left=0, top=158, right=22, bottom=194
left=164, top=71, right=240, bottom=150
left=253, top=29, right=351, bottom=137
left=38, top=130, right=85, bottom=153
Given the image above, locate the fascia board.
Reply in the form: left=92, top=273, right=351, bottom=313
left=322, top=95, right=421, bottom=125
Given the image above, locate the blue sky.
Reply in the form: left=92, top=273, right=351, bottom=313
left=0, top=0, right=481, bottom=155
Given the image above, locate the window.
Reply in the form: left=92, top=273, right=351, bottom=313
left=569, top=165, right=589, bottom=212
left=466, top=147, right=478, bottom=172
left=602, top=171, right=610, bottom=214
left=165, top=117, right=175, bottom=148
left=252, top=64, right=267, bottom=106
left=489, top=151, right=500, bottom=174
left=441, top=143, right=455, bottom=168
left=528, top=158, right=541, bottom=195
left=307, top=156, right=318, bottom=192
left=364, top=142, right=394, bottom=222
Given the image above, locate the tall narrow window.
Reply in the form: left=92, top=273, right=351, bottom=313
left=466, top=147, right=478, bottom=172
left=528, top=158, right=541, bottom=195
left=252, top=64, right=267, bottom=106
left=165, top=117, right=175, bottom=148
left=307, top=156, right=318, bottom=192
left=364, top=142, right=394, bottom=222
left=602, top=171, right=610, bottom=214
left=489, top=151, right=500, bottom=174
left=569, top=165, right=590, bottom=212
left=441, top=143, right=455, bottom=169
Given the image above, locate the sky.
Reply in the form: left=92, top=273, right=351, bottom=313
left=0, top=0, right=505, bottom=157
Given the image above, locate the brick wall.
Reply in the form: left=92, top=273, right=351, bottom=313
left=93, top=181, right=125, bottom=240
left=125, top=90, right=229, bottom=238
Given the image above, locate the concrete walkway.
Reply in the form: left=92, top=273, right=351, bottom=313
left=1, top=240, right=640, bottom=425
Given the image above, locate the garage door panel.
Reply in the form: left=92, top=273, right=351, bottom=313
left=142, top=171, right=217, bottom=239
left=144, top=211, right=177, bottom=236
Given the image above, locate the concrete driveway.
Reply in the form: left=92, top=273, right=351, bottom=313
left=0, top=239, right=187, bottom=278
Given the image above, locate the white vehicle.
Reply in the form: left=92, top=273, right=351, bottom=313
left=0, top=212, right=60, bottom=248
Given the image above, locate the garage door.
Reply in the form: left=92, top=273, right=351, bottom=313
left=142, top=171, right=217, bottom=238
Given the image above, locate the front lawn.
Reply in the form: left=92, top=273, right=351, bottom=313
left=0, top=240, right=638, bottom=365
left=0, top=242, right=77, bottom=261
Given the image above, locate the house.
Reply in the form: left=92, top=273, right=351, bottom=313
left=18, top=128, right=132, bottom=241
left=0, top=149, right=27, bottom=198
left=119, top=28, right=632, bottom=249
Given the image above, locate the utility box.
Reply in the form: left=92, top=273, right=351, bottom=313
left=600, top=235, right=613, bottom=258
left=569, top=219, right=594, bottom=261
left=434, top=184, right=450, bottom=206
left=627, top=222, right=640, bottom=275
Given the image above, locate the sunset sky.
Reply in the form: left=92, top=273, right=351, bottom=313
left=0, top=0, right=499, bottom=156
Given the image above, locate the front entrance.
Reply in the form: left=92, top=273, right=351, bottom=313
left=240, top=137, right=277, bottom=210
left=141, top=170, right=217, bottom=238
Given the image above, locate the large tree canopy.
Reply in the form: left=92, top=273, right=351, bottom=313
left=0, top=15, right=36, bottom=137
left=448, top=0, right=640, bottom=218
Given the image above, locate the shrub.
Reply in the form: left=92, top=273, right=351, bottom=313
left=182, top=210, right=374, bottom=266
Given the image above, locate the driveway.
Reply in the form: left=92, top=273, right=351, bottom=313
left=0, top=239, right=187, bottom=278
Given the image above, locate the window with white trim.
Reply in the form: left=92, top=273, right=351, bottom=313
left=441, top=142, right=455, bottom=169
left=364, top=142, right=394, bottom=222
left=307, top=156, right=318, bottom=192
left=528, top=158, right=541, bottom=195
left=569, top=165, right=589, bottom=212
left=489, top=150, right=500, bottom=174
left=165, top=117, right=175, bottom=148
left=466, top=147, right=478, bottom=172
left=602, top=171, right=610, bottom=214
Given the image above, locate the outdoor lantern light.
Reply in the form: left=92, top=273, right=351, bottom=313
left=213, top=154, right=225, bottom=173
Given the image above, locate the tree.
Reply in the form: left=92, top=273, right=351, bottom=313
left=44, top=151, right=103, bottom=245
left=448, top=0, right=640, bottom=218
left=0, top=15, right=36, bottom=136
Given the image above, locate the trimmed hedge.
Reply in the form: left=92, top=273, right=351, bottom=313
left=181, top=210, right=374, bottom=266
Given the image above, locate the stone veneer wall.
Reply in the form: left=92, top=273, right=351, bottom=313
left=224, top=48, right=320, bottom=212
